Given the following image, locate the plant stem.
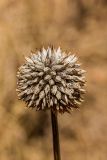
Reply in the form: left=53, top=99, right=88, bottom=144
left=51, top=110, right=61, bottom=160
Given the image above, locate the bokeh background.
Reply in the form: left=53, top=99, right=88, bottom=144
left=0, top=0, right=107, bottom=160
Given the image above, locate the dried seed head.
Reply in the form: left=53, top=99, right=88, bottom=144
left=16, top=47, right=86, bottom=113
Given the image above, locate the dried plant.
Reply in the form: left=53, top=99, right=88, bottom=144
left=16, top=47, right=86, bottom=160
left=16, top=47, right=85, bottom=113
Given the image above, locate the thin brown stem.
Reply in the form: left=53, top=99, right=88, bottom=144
left=51, top=110, right=61, bottom=160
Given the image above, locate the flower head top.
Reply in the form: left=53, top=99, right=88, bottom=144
left=17, top=47, right=86, bottom=113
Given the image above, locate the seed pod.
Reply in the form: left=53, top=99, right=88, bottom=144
left=16, top=47, right=86, bottom=113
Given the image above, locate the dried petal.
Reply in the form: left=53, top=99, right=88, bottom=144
left=51, top=85, right=57, bottom=95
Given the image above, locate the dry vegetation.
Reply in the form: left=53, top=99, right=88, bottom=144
left=0, top=0, right=107, bottom=160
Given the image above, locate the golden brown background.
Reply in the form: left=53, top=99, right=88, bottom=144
left=0, top=0, right=107, bottom=160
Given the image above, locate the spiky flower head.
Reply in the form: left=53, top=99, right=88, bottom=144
left=16, top=47, right=86, bottom=113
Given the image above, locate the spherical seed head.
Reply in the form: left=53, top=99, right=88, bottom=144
left=16, top=47, right=86, bottom=113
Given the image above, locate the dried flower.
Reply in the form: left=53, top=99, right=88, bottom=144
left=16, top=47, right=86, bottom=113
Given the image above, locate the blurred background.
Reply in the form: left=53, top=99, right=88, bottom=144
left=0, top=0, right=107, bottom=160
